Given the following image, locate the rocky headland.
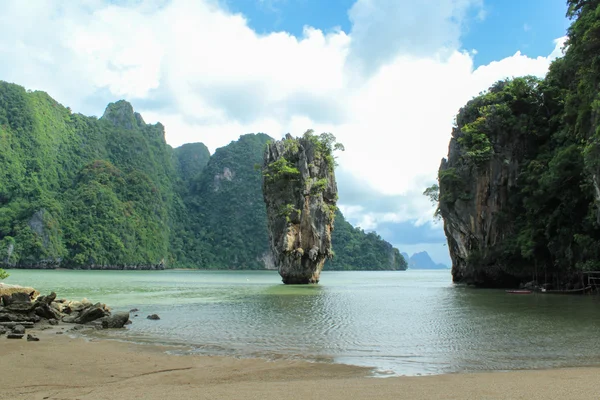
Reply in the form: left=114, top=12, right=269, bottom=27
left=262, top=131, right=341, bottom=284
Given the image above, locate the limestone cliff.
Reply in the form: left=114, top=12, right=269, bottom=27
left=437, top=79, right=541, bottom=287
left=439, top=136, right=526, bottom=286
left=262, top=132, right=339, bottom=284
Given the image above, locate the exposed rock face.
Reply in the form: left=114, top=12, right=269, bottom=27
left=102, top=312, right=130, bottom=329
left=438, top=117, right=531, bottom=287
left=0, top=283, right=40, bottom=298
left=262, top=133, right=338, bottom=284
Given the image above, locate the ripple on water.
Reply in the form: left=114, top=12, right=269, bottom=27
left=7, top=269, right=600, bottom=375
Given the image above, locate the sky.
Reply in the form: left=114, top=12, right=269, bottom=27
left=0, top=0, right=571, bottom=265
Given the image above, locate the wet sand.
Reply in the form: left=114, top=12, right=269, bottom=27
left=1, top=327, right=597, bottom=400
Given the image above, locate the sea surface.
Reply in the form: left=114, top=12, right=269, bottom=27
left=6, top=269, right=600, bottom=376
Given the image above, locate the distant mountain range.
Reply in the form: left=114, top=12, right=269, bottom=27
left=0, top=81, right=406, bottom=271
left=401, top=251, right=449, bottom=270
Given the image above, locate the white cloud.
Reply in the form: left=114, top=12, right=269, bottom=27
left=0, top=0, right=567, bottom=256
left=347, top=0, right=484, bottom=75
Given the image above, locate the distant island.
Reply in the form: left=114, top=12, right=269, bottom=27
left=401, top=252, right=449, bottom=270
left=0, top=81, right=406, bottom=272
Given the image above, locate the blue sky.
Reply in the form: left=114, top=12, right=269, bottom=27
left=225, top=0, right=571, bottom=67
left=0, top=0, right=571, bottom=265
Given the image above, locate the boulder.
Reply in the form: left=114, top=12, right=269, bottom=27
left=0, top=327, right=6, bottom=335
left=69, top=298, right=93, bottom=313
left=7, top=333, right=23, bottom=339
left=27, top=334, right=39, bottom=342
left=62, top=314, right=78, bottom=323
left=0, top=283, right=39, bottom=300
left=5, top=302, right=36, bottom=313
left=35, top=304, right=60, bottom=320
left=3, top=292, right=36, bottom=313
left=0, top=321, right=34, bottom=329
left=0, top=313, right=17, bottom=322
left=5, top=292, right=31, bottom=304
left=34, top=291, right=57, bottom=305
left=147, top=314, right=160, bottom=320
left=102, top=312, right=130, bottom=329
left=12, top=324, right=25, bottom=335
left=74, top=305, right=109, bottom=324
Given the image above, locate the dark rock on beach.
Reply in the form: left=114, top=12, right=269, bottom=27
left=75, top=304, right=109, bottom=324
left=0, top=284, right=136, bottom=335
left=7, top=333, right=24, bottom=339
left=102, top=312, right=130, bottom=329
left=12, top=324, right=26, bottom=335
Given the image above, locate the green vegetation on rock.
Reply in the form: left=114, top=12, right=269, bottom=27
left=0, top=81, right=403, bottom=271
left=433, top=1, right=600, bottom=287
left=327, top=210, right=407, bottom=271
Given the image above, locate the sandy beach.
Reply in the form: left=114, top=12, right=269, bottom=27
left=0, top=327, right=597, bottom=400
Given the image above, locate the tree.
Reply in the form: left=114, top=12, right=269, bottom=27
left=423, top=183, right=441, bottom=220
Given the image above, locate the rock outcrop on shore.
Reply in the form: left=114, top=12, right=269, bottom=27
left=262, top=132, right=340, bottom=284
left=0, top=284, right=129, bottom=338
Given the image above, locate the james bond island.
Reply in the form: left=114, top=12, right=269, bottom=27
left=262, top=131, right=342, bottom=284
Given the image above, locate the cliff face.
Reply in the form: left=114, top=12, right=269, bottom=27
left=435, top=4, right=600, bottom=289
left=0, top=83, right=173, bottom=270
left=262, top=133, right=338, bottom=283
left=439, top=135, right=525, bottom=286
left=181, top=133, right=272, bottom=269
left=0, top=81, right=406, bottom=271
left=437, top=78, right=542, bottom=287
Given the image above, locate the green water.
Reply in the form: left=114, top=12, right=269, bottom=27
left=5, top=269, right=600, bottom=376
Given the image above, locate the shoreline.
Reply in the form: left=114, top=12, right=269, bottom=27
left=2, top=326, right=600, bottom=399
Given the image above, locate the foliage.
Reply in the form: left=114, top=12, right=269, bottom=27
left=325, top=211, right=408, bottom=271
left=438, top=168, right=466, bottom=204
left=0, top=268, right=8, bottom=280
left=457, top=117, right=494, bottom=164
left=423, top=184, right=441, bottom=219
left=433, top=2, right=600, bottom=284
left=311, top=178, right=328, bottom=194
left=263, top=157, right=301, bottom=183
left=0, top=84, right=175, bottom=267
left=278, top=203, right=299, bottom=222
left=302, top=129, right=345, bottom=171
left=0, top=82, right=402, bottom=271
left=179, top=133, right=273, bottom=269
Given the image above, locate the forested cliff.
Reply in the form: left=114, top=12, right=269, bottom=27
left=0, top=82, right=406, bottom=271
left=433, top=0, right=600, bottom=287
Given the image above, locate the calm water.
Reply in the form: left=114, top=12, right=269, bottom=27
left=5, top=269, right=600, bottom=376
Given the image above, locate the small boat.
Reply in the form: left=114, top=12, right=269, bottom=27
left=505, top=289, right=533, bottom=294
left=538, top=286, right=592, bottom=295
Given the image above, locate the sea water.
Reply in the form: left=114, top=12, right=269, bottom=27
left=6, top=269, right=600, bottom=376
